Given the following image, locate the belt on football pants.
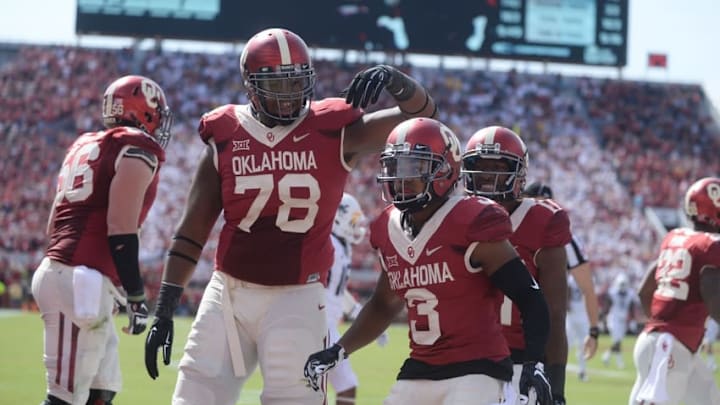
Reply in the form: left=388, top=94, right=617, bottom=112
left=219, top=272, right=248, bottom=377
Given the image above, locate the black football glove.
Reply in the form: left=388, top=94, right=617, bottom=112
left=122, top=298, right=148, bottom=335
left=145, top=317, right=174, bottom=380
left=343, top=65, right=401, bottom=108
left=144, top=281, right=183, bottom=380
left=519, top=362, right=553, bottom=405
left=303, top=343, right=347, bottom=391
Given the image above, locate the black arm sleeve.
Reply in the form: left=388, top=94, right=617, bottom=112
left=154, top=282, right=184, bottom=320
left=490, top=257, right=550, bottom=362
left=108, top=233, right=144, bottom=300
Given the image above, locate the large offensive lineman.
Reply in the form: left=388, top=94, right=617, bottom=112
left=462, top=126, right=571, bottom=404
left=524, top=182, right=601, bottom=382
left=304, top=118, right=553, bottom=405
left=629, top=177, right=720, bottom=405
left=31, top=75, right=173, bottom=405
left=143, top=28, right=438, bottom=405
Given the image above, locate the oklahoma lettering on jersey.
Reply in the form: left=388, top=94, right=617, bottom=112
left=502, top=198, right=572, bottom=350
left=199, top=98, right=363, bottom=286
left=644, top=228, right=720, bottom=352
left=370, top=196, right=513, bottom=365
left=46, top=127, right=165, bottom=285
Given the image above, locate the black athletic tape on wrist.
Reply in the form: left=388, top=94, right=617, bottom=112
left=155, top=282, right=184, bottom=320
left=108, top=234, right=144, bottom=298
left=168, top=250, right=198, bottom=265
left=387, top=69, right=415, bottom=102
left=400, top=93, right=430, bottom=116
left=589, top=326, right=600, bottom=339
left=172, top=234, right=203, bottom=250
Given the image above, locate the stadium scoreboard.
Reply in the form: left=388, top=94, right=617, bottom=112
left=76, top=0, right=627, bottom=67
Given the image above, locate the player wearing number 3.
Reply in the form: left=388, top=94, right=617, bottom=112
left=304, top=118, right=553, bottom=405
left=629, top=177, right=720, bottom=405
left=143, top=28, right=438, bottom=405
left=31, top=75, right=173, bottom=405
left=462, top=126, right=571, bottom=404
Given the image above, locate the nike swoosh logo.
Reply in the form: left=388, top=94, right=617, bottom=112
left=293, top=133, right=311, bottom=142
left=318, top=304, right=325, bottom=310
left=530, top=277, right=540, bottom=290
left=425, top=246, right=442, bottom=256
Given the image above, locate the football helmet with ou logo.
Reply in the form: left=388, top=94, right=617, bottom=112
left=684, top=177, right=720, bottom=230
left=333, top=193, right=367, bottom=245
left=240, top=28, right=316, bottom=124
left=462, top=126, right=528, bottom=201
left=102, top=75, right=173, bottom=148
left=377, top=118, right=462, bottom=212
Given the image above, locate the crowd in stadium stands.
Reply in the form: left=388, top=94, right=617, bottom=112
left=1, top=45, right=719, bottom=319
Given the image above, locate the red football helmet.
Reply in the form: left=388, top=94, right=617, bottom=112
left=377, top=118, right=462, bottom=212
left=102, top=75, right=173, bottom=148
left=462, top=126, right=528, bottom=200
left=684, top=177, right=720, bottom=230
left=240, top=28, right=316, bottom=123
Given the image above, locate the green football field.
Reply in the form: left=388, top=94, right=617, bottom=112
left=2, top=310, right=718, bottom=404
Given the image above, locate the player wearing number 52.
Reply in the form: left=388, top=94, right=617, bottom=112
left=629, top=177, right=720, bottom=405
left=31, top=75, right=173, bottom=405
left=304, top=118, right=552, bottom=405
left=143, top=28, right=437, bottom=405
left=462, top=126, right=571, bottom=405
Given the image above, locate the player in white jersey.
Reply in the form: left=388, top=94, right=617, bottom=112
left=325, top=193, right=387, bottom=404
left=602, top=273, right=638, bottom=369
left=701, top=318, right=719, bottom=372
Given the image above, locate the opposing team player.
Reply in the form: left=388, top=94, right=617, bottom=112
left=304, top=118, right=553, bottom=405
left=601, top=273, right=638, bottom=369
left=629, top=177, right=720, bottom=405
left=143, top=28, right=438, bottom=405
left=462, top=127, right=571, bottom=404
left=324, top=192, right=386, bottom=404
left=31, top=75, right=173, bottom=405
left=524, top=182, right=601, bottom=382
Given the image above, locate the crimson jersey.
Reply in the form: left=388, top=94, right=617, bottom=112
left=199, top=98, right=363, bottom=286
left=502, top=198, right=571, bottom=350
left=644, top=228, right=720, bottom=352
left=370, top=196, right=513, bottom=365
left=46, top=127, right=165, bottom=285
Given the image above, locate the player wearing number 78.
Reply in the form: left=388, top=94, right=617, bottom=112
left=143, top=27, right=439, bottom=405
left=629, top=177, right=720, bottom=405
left=304, top=118, right=552, bottom=405
left=32, top=75, right=173, bottom=404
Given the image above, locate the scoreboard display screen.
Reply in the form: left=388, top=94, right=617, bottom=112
left=76, top=0, right=628, bottom=66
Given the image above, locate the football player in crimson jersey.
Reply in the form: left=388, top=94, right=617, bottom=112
left=629, top=177, right=720, bottom=405
left=524, top=182, right=601, bottom=382
left=304, top=118, right=553, bottom=405
left=30, top=75, right=173, bottom=405
left=462, top=126, right=571, bottom=405
left=143, top=28, right=438, bottom=405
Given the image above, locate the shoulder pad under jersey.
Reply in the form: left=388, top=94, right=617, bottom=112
left=198, top=104, right=238, bottom=144
left=307, top=98, right=364, bottom=132
left=109, top=127, right=165, bottom=163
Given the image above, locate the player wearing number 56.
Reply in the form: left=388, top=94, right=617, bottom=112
left=32, top=75, right=173, bottom=405
left=304, top=118, right=553, bottom=405
left=143, top=27, right=438, bottom=405
left=629, top=177, right=720, bottom=405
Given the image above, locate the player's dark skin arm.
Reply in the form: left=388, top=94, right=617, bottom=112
left=700, top=266, right=720, bottom=322
left=337, top=271, right=405, bottom=355
left=162, top=146, right=222, bottom=286
left=343, top=73, right=437, bottom=165
left=536, top=246, right=568, bottom=396
left=637, top=261, right=658, bottom=317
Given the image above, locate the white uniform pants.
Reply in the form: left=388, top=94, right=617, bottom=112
left=384, top=374, right=511, bottom=405
left=173, top=271, right=327, bottom=405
